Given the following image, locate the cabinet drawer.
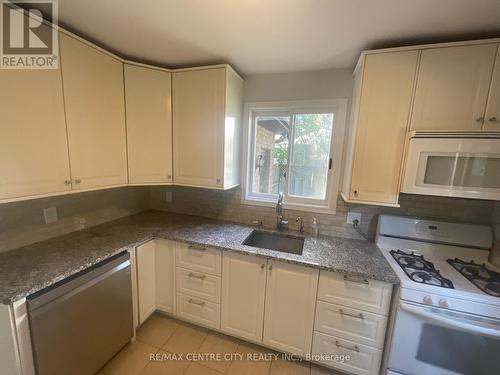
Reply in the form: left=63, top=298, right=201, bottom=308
left=176, top=293, right=220, bottom=329
left=176, top=267, right=221, bottom=303
left=315, top=301, right=387, bottom=349
left=312, top=331, right=382, bottom=375
left=175, top=242, right=222, bottom=276
left=318, top=271, right=392, bottom=315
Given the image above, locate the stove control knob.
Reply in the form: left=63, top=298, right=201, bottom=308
left=423, top=296, right=433, bottom=305
left=439, top=299, right=449, bottom=308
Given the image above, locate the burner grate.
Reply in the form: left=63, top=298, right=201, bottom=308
left=447, top=259, right=500, bottom=297
left=391, top=250, right=454, bottom=289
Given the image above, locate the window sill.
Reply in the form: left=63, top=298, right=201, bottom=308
left=241, top=196, right=337, bottom=215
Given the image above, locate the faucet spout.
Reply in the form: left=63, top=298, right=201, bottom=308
left=276, top=192, right=288, bottom=230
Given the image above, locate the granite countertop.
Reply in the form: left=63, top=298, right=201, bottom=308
left=0, top=210, right=399, bottom=304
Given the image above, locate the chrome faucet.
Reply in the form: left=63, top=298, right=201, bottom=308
left=276, top=192, right=288, bottom=230
left=296, top=217, right=304, bottom=233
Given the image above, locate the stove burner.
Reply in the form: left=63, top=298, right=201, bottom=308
left=391, top=250, right=454, bottom=289
left=409, top=270, right=454, bottom=288
left=447, top=259, right=500, bottom=297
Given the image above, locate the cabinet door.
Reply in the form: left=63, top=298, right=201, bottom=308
left=60, top=34, right=127, bottom=189
left=221, top=253, right=266, bottom=343
left=350, top=51, right=418, bottom=204
left=124, top=65, right=173, bottom=183
left=155, top=240, right=175, bottom=314
left=136, top=241, right=156, bottom=324
left=484, top=44, right=500, bottom=132
left=173, top=68, right=225, bottom=188
left=0, top=63, right=71, bottom=200
left=263, top=260, right=319, bottom=356
left=411, top=44, right=497, bottom=132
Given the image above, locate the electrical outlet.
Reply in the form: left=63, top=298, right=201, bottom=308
left=165, top=191, right=173, bottom=202
left=347, top=211, right=362, bottom=225
left=43, top=207, right=58, bottom=224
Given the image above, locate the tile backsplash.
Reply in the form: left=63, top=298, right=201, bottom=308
left=0, top=184, right=496, bottom=254
left=149, top=185, right=495, bottom=241
left=0, top=187, right=149, bottom=253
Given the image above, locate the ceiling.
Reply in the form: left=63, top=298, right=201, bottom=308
left=33, top=0, right=500, bottom=75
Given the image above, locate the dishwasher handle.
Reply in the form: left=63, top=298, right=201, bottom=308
left=28, top=254, right=130, bottom=318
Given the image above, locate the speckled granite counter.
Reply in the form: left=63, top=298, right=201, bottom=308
left=0, top=210, right=398, bottom=304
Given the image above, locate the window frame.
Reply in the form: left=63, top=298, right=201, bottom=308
left=241, top=99, right=348, bottom=214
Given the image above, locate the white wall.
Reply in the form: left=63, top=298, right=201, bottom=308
left=243, top=68, right=353, bottom=102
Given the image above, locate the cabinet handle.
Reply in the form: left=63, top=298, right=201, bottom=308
left=74, top=179, right=81, bottom=184
left=188, top=298, right=205, bottom=307
left=338, top=308, right=364, bottom=320
left=335, top=340, right=359, bottom=353
left=343, top=274, right=369, bottom=285
left=167, top=175, right=172, bottom=179
left=188, top=272, right=206, bottom=280
left=261, top=264, right=265, bottom=269
left=489, top=117, right=497, bottom=122
left=476, top=117, right=485, bottom=124
left=353, top=190, right=358, bottom=196
left=188, top=245, right=206, bottom=252
left=268, top=265, right=273, bottom=271
left=64, top=180, right=72, bottom=186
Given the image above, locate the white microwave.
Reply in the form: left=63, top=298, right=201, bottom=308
left=402, top=132, right=500, bottom=200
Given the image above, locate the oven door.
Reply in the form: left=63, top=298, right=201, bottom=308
left=388, top=301, right=500, bottom=375
left=402, top=137, right=500, bottom=200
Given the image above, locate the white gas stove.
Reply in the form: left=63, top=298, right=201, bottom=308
left=376, top=215, right=500, bottom=375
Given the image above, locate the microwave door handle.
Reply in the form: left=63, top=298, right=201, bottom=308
left=400, top=303, right=500, bottom=339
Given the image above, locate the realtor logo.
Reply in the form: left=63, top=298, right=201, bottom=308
left=1, top=0, right=58, bottom=69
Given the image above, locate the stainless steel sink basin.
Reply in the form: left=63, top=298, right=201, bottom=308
left=242, top=230, right=304, bottom=255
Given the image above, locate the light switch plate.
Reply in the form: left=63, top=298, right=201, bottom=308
left=43, top=207, right=58, bottom=224
left=347, top=211, right=362, bottom=225
left=165, top=191, right=173, bottom=202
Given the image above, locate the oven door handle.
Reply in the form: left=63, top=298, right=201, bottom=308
left=400, top=302, right=500, bottom=339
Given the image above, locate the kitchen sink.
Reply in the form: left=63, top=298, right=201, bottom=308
left=242, top=230, right=304, bottom=255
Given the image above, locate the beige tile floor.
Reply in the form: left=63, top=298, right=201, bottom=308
left=98, top=313, right=342, bottom=375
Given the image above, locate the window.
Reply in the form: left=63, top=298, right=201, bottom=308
left=242, top=100, right=347, bottom=213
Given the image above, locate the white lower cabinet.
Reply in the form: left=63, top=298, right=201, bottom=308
left=136, top=241, right=156, bottom=324
left=176, top=267, right=221, bottom=303
left=314, top=301, right=388, bottom=349
left=318, top=271, right=392, bottom=315
left=221, top=252, right=267, bottom=343
left=312, top=332, right=382, bottom=375
left=263, top=260, right=319, bottom=356
left=155, top=240, right=176, bottom=314
left=313, top=270, right=392, bottom=375
left=174, top=242, right=222, bottom=329
left=136, top=242, right=393, bottom=373
left=176, top=292, right=221, bottom=329
left=136, top=240, right=175, bottom=325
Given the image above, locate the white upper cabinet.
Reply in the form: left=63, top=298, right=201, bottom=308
left=484, top=44, right=500, bottom=131
left=263, top=260, right=319, bottom=356
left=0, top=56, right=71, bottom=200
left=173, top=66, right=243, bottom=189
left=60, top=34, right=128, bottom=190
left=124, top=64, right=173, bottom=184
left=221, top=252, right=267, bottom=343
left=411, top=44, right=497, bottom=132
left=343, top=51, right=418, bottom=206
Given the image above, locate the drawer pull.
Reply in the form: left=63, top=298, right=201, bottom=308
left=339, top=308, right=364, bottom=320
left=343, top=274, right=369, bottom=285
left=335, top=340, right=360, bottom=352
left=188, top=272, right=206, bottom=280
left=188, top=298, right=206, bottom=307
left=188, top=245, right=206, bottom=252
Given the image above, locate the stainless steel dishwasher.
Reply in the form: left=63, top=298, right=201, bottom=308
left=27, top=252, right=134, bottom=375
